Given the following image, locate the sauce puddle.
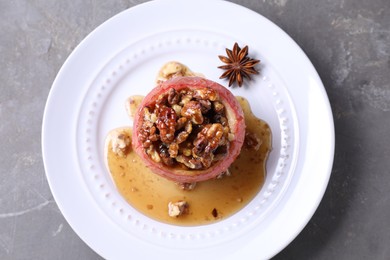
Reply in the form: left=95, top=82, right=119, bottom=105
left=105, top=96, right=271, bottom=226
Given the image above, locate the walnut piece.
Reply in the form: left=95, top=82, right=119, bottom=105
left=176, top=155, right=203, bottom=169
left=156, top=106, right=177, bottom=144
left=181, top=101, right=204, bottom=124
left=167, top=88, right=180, bottom=105
left=193, top=123, right=227, bottom=157
left=157, top=144, right=174, bottom=166
left=111, top=130, right=131, bottom=157
left=168, top=142, right=179, bottom=158
left=168, top=201, right=189, bottom=217
left=146, top=144, right=161, bottom=163
left=193, top=88, right=218, bottom=101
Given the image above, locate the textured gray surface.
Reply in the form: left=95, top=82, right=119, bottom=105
left=0, top=0, right=389, bottom=259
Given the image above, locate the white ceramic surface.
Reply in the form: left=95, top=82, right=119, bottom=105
left=42, top=0, right=334, bottom=259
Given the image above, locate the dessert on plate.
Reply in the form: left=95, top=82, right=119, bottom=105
left=105, top=61, right=271, bottom=225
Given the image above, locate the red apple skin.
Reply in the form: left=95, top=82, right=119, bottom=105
left=132, top=76, right=245, bottom=183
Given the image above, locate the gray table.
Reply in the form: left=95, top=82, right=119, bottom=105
left=1, top=0, right=389, bottom=259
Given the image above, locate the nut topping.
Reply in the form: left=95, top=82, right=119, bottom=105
left=158, top=143, right=174, bottom=166
left=137, top=87, right=235, bottom=171
left=155, top=106, right=177, bottom=144
left=146, top=144, right=161, bottom=163
left=179, top=90, right=193, bottom=106
left=176, top=155, right=203, bottom=169
left=193, top=123, right=227, bottom=156
left=213, top=101, right=225, bottom=113
left=168, top=142, right=179, bottom=158
left=176, top=117, right=188, bottom=130
left=181, top=101, right=204, bottom=124
left=167, top=88, right=180, bottom=105
left=193, top=88, right=218, bottom=101
left=168, top=200, right=189, bottom=217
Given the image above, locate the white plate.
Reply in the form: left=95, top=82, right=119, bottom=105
left=42, top=0, right=334, bottom=259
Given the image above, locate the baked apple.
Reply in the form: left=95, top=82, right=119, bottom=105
left=132, top=76, right=245, bottom=183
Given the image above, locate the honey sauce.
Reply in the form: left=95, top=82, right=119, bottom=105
left=105, top=96, right=271, bottom=226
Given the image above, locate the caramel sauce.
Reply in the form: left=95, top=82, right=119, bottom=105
left=105, top=96, right=271, bottom=226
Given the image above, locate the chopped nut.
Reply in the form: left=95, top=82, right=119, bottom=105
left=206, top=123, right=224, bottom=140
left=156, top=106, right=177, bottom=144
left=172, top=104, right=182, bottom=116
left=158, top=143, right=175, bottom=166
left=146, top=145, right=161, bottom=163
left=168, top=142, right=179, bottom=158
left=175, top=117, right=188, bottom=130
left=193, top=123, right=227, bottom=160
left=150, top=113, right=157, bottom=123
left=176, top=155, right=203, bottom=169
left=155, top=93, right=168, bottom=106
left=179, top=91, right=193, bottom=106
left=193, top=88, right=218, bottom=101
left=167, top=88, right=180, bottom=105
left=213, top=101, right=225, bottom=113
left=193, top=135, right=207, bottom=156
left=184, top=121, right=192, bottom=133
left=176, top=131, right=189, bottom=144
left=168, top=201, right=189, bottom=217
left=143, top=107, right=156, bottom=124
left=181, top=147, right=192, bottom=157
left=111, top=131, right=131, bottom=157
left=148, top=126, right=159, bottom=142
left=181, top=101, right=204, bottom=124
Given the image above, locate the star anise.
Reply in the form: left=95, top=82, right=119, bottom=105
left=218, top=43, right=260, bottom=87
